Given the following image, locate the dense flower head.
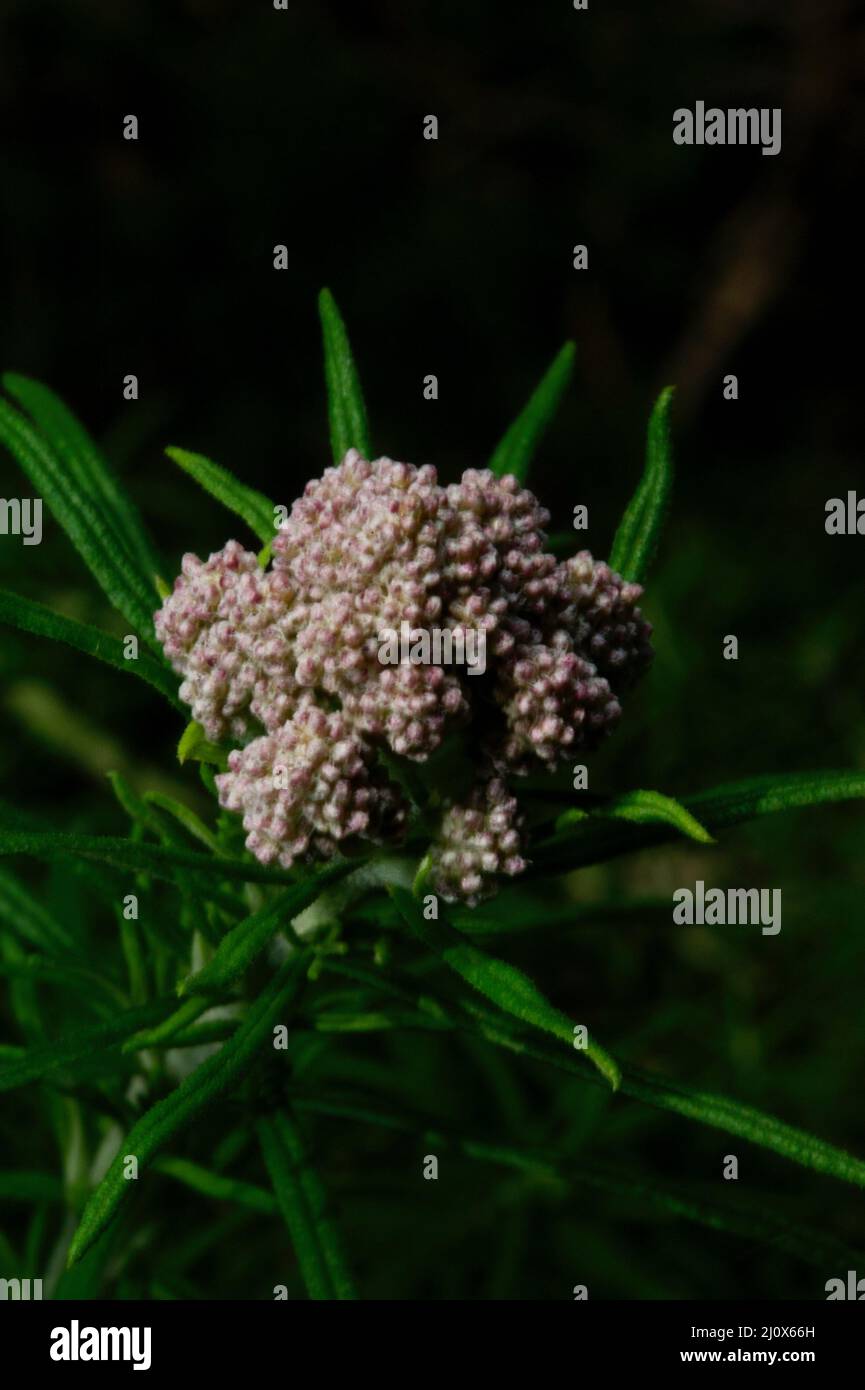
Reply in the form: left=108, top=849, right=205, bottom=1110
left=429, top=777, right=527, bottom=906
left=215, top=700, right=407, bottom=868
left=446, top=469, right=559, bottom=615
left=156, top=450, right=653, bottom=895
left=155, top=541, right=298, bottom=741
left=492, top=622, right=621, bottom=771
left=555, top=551, right=653, bottom=688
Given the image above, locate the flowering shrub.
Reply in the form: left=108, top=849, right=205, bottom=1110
left=1, top=290, right=864, bottom=1299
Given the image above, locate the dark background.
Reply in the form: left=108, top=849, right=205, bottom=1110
left=0, top=0, right=863, bottom=1299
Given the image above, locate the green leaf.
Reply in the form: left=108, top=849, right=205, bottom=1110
left=0, top=399, right=159, bottom=641
left=177, top=720, right=229, bottom=770
left=609, top=386, right=675, bottom=582
left=180, top=861, right=354, bottom=996
left=153, top=1156, right=277, bottom=1215
left=489, top=342, right=575, bottom=482
left=556, top=788, right=714, bottom=844
left=319, top=288, right=371, bottom=463
left=0, top=949, right=124, bottom=1004
left=67, top=953, right=309, bottom=1266
left=533, top=769, right=865, bottom=876
left=123, top=997, right=211, bottom=1053
left=0, top=865, right=76, bottom=953
left=107, top=770, right=222, bottom=912
left=257, top=1107, right=356, bottom=1299
left=389, top=884, right=620, bottom=1091
left=0, top=589, right=182, bottom=711
left=164, top=447, right=275, bottom=546
left=686, top=769, right=865, bottom=827
left=143, top=791, right=219, bottom=852
left=3, top=373, right=161, bottom=585
left=0, top=999, right=177, bottom=1092
left=620, top=1064, right=865, bottom=1190
left=0, top=825, right=312, bottom=889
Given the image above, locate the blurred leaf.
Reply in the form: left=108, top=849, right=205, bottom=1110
left=292, top=1089, right=865, bottom=1271
left=0, top=999, right=176, bottom=1092
left=3, top=373, right=161, bottom=584
left=336, top=951, right=865, bottom=1195
left=0, top=1171, right=62, bottom=1202
left=448, top=892, right=670, bottom=937
left=389, top=884, right=620, bottom=1091
left=489, top=341, right=575, bottom=482
left=0, top=398, right=159, bottom=641
left=319, top=287, right=371, bottom=463
left=609, top=386, right=675, bottom=582
left=0, top=950, right=124, bottom=1003
left=0, top=931, right=44, bottom=1040
left=165, top=447, right=275, bottom=545
left=258, top=1107, right=356, bottom=1299
left=0, top=865, right=75, bottom=953
left=67, top=953, right=310, bottom=1267
left=687, top=769, right=865, bottom=826
left=153, top=1156, right=276, bottom=1215
left=0, top=590, right=181, bottom=710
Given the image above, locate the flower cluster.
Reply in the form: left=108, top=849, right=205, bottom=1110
left=428, top=777, right=526, bottom=906
left=156, top=451, right=652, bottom=899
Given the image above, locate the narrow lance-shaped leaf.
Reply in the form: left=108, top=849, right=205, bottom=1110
left=0, top=865, right=76, bottom=953
left=389, top=884, right=620, bottom=1091
left=533, top=768, right=865, bottom=876
left=555, top=788, right=714, bottom=844
left=0, top=589, right=182, bottom=711
left=0, top=999, right=179, bottom=1093
left=258, top=1108, right=356, bottom=1299
left=488, top=341, right=575, bottom=483
left=0, top=950, right=125, bottom=1004
left=67, top=953, right=310, bottom=1266
left=153, top=1157, right=277, bottom=1215
left=0, top=931, right=43, bottom=1040
left=143, top=791, right=219, bottom=852
left=319, top=287, right=371, bottom=463
left=107, top=770, right=225, bottom=908
left=165, top=447, right=276, bottom=546
left=609, top=385, right=675, bottom=583
left=180, top=861, right=355, bottom=997
left=123, top=997, right=211, bottom=1053
left=0, top=825, right=320, bottom=889
left=3, top=373, right=161, bottom=585
left=620, top=1063, right=865, bottom=1191
left=0, top=400, right=161, bottom=642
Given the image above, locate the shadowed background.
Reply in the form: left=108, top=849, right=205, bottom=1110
left=0, top=0, right=863, bottom=1299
